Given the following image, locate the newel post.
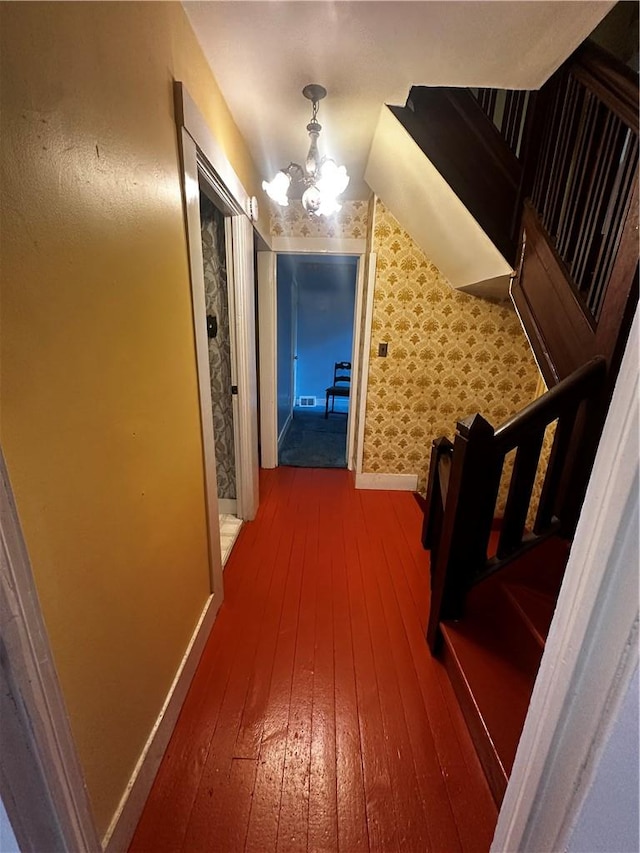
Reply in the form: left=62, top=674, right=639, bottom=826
left=426, top=414, right=502, bottom=651
left=422, top=436, right=453, bottom=550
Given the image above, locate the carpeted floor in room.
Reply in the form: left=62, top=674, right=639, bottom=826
left=279, top=407, right=348, bottom=468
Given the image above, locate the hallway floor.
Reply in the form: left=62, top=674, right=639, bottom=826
left=129, top=468, right=496, bottom=852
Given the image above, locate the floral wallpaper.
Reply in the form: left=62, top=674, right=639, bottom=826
left=200, top=196, right=236, bottom=501
left=363, top=201, right=542, bottom=507
left=269, top=199, right=369, bottom=239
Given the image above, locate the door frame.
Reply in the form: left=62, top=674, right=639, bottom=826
left=258, top=237, right=367, bottom=469
left=0, top=449, right=101, bottom=853
left=175, top=82, right=260, bottom=551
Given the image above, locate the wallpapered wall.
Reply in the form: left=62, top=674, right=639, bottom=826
left=200, top=196, right=236, bottom=500
left=267, top=197, right=545, bottom=516
left=364, top=201, right=542, bottom=499
left=270, top=200, right=369, bottom=239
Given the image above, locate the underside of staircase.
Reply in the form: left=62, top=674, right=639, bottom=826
left=439, top=536, right=570, bottom=805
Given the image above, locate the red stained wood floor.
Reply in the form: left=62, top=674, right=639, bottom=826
left=129, top=468, right=497, bottom=852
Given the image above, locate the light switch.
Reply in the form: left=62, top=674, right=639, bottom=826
left=378, top=342, right=388, bottom=357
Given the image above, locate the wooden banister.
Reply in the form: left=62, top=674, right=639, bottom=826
left=422, top=437, right=453, bottom=551
left=493, top=356, right=606, bottom=453
left=424, top=356, right=607, bottom=651
left=426, top=414, right=503, bottom=649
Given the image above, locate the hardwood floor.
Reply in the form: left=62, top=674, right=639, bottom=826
left=129, top=468, right=496, bottom=852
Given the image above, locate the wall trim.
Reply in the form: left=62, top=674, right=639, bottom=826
left=492, top=307, right=639, bottom=851
left=230, top=215, right=260, bottom=520
left=217, top=499, right=237, bottom=515
left=355, top=472, right=418, bottom=491
left=271, top=236, right=367, bottom=255
left=355, top=253, right=377, bottom=474
left=347, top=251, right=367, bottom=470
left=103, top=594, right=220, bottom=853
left=277, top=411, right=293, bottom=449
left=257, top=251, right=278, bottom=468
left=176, top=82, right=260, bottom=529
left=177, top=126, right=224, bottom=600
left=258, top=235, right=368, bottom=472
left=173, top=82, right=269, bottom=247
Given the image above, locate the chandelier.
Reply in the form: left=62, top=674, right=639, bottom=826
left=262, top=84, right=349, bottom=217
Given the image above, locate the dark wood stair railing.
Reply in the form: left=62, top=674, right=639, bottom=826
left=424, top=355, right=607, bottom=651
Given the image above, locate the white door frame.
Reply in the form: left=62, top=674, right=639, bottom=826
left=0, top=449, right=101, bottom=852
left=291, top=277, right=298, bottom=419
left=175, top=84, right=259, bottom=574
left=258, top=236, right=367, bottom=469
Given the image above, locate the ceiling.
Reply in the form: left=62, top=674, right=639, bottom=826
left=184, top=1, right=614, bottom=199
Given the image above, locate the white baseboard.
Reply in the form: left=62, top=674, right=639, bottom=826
left=355, top=472, right=418, bottom=491
left=217, top=498, right=237, bottom=515
left=277, top=411, right=293, bottom=449
left=102, top=593, right=221, bottom=853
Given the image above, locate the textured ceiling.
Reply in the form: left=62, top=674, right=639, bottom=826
left=184, top=1, right=614, bottom=199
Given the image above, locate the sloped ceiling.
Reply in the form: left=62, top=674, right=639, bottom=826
left=184, top=1, right=614, bottom=199
left=365, top=106, right=513, bottom=292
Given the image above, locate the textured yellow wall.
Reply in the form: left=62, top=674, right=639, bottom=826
left=364, top=201, right=542, bottom=496
left=0, top=2, right=262, bottom=836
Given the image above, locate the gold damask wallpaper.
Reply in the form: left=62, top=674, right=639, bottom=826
left=363, top=201, right=542, bottom=501
left=269, top=199, right=369, bottom=239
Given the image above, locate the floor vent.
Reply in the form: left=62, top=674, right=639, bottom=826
left=298, top=396, right=317, bottom=407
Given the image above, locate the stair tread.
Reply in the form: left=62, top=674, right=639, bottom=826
left=439, top=536, right=571, bottom=805
left=503, top=582, right=557, bottom=648
left=441, top=615, right=536, bottom=778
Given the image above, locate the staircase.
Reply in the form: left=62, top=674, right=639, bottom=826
left=422, top=357, right=606, bottom=805
left=440, top=535, right=568, bottom=804
left=417, top=38, right=638, bottom=809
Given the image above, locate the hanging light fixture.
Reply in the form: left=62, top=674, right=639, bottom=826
left=262, top=84, right=349, bottom=217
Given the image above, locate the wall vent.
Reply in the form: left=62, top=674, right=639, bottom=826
left=298, top=396, right=317, bottom=407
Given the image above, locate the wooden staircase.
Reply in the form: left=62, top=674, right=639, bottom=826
left=440, top=536, right=569, bottom=804
left=422, top=357, right=606, bottom=806
left=419, top=38, right=637, bottom=810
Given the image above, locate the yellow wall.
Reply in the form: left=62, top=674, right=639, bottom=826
left=0, top=1, right=263, bottom=836
left=363, top=201, right=542, bottom=498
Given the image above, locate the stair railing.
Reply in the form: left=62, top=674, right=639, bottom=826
left=424, top=355, right=607, bottom=650
left=469, top=88, right=533, bottom=161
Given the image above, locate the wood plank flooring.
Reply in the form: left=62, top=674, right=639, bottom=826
left=129, top=468, right=496, bottom=852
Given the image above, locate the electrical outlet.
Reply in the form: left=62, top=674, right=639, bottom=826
left=378, top=342, right=388, bottom=357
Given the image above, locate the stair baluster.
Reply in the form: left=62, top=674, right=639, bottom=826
left=424, top=355, right=607, bottom=652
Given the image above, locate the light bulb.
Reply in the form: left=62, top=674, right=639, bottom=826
left=318, top=160, right=349, bottom=197
left=317, top=195, right=342, bottom=217
left=262, top=171, right=291, bottom=206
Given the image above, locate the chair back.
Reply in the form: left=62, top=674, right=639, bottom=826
left=333, top=362, right=351, bottom=386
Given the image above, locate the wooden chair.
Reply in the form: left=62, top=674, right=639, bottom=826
left=325, top=362, right=351, bottom=418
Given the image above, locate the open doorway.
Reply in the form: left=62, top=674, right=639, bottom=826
left=198, top=191, right=242, bottom=563
left=276, top=254, right=357, bottom=468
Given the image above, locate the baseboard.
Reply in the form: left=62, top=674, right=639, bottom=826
left=218, top=498, right=237, bottom=515
left=355, top=472, right=418, bottom=491
left=277, top=411, right=293, bottom=449
left=102, top=593, right=221, bottom=852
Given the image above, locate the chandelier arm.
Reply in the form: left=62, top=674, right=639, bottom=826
left=283, top=162, right=305, bottom=180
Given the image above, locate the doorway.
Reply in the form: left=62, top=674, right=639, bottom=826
left=198, top=190, right=242, bottom=565
left=276, top=254, right=357, bottom=468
